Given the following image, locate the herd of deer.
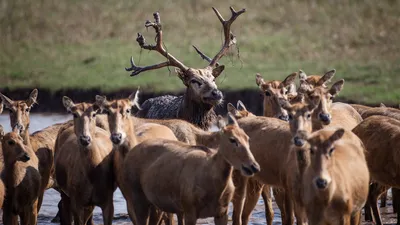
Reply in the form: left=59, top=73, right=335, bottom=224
left=0, top=5, right=399, bottom=225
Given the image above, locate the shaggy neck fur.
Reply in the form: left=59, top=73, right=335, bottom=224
left=178, top=89, right=217, bottom=130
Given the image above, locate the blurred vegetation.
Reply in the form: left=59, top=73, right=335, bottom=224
left=0, top=0, right=399, bottom=104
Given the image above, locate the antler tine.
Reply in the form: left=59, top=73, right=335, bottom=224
left=209, top=6, right=246, bottom=67
left=126, top=11, right=188, bottom=77
left=192, top=45, right=220, bottom=67
left=125, top=56, right=170, bottom=77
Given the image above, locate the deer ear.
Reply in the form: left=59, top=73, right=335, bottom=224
left=237, top=100, right=247, bottom=111
left=255, top=73, right=265, bottom=87
left=317, top=69, right=336, bottom=87
left=227, top=113, right=239, bottom=126
left=287, top=83, right=297, bottom=95
left=62, top=96, right=75, bottom=113
left=212, top=65, right=225, bottom=78
left=379, top=103, right=386, bottom=108
left=227, top=103, right=238, bottom=115
left=299, top=70, right=307, bottom=81
left=329, top=79, right=345, bottom=97
left=129, top=87, right=142, bottom=110
left=0, top=100, right=3, bottom=114
left=282, top=72, right=297, bottom=87
left=0, top=93, right=14, bottom=109
left=217, top=115, right=226, bottom=129
left=329, top=128, right=345, bottom=144
left=26, top=89, right=38, bottom=107
left=95, top=95, right=108, bottom=111
left=0, top=124, right=4, bottom=137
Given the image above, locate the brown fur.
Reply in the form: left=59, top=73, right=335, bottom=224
left=0, top=125, right=6, bottom=209
left=255, top=72, right=297, bottom=121
left=349, top=104, right=372, bottom=116
left=361, top=106, right=400, bottom=120
left=0, top=89, right=56, bottom=212
left=1, top=130, right=41, bottom=225
left=352, top=115, right=400, bottom=225
left=54, top=98, right=115, bottom=225
left=122, top=114, right=259, bottom=225
left=95, top=93, right=179, bottom=225
left=301, top=128, right=369, bottom=225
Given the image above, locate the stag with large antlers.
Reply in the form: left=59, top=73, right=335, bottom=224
left=126, top=7, right=245, bottom=130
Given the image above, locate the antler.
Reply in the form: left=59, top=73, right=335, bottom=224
left=125, top=12, right=188, bottom=76
left=196, top=7, right=246, bottom=67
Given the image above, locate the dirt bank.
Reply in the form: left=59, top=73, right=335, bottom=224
left=0, top=88, right=389, bottom=115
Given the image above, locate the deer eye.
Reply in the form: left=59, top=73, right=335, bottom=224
left=306, top=113, right=311, bottom=119
left=229, top=137, right=238, bottom=146
left=25, top=107, right=30, bottom=112
left=190, top=80, right=202, bottom=86
left=92, top=113, right=96, bottom=118
left=126, top=109, right=131, bottom=114
left=265, top=91, right=271, bottom=97
left=8, top=140, right=15, bottom=146
left=329, top=147, right=335, bottom=156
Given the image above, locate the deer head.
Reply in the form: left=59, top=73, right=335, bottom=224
left=298, top=69, right=336, bottom=93
left=0, top=89, right=38, bottom=134
left=227, top=100, right=255, bottom=119
left=217, top=113, right=260, bottom=177
left=305, top=128, right=345, bottom=190
left=1, top=128, right=31, bottom=164
left=255, top=72, right=297, bottom=121
left=95, top=89, right=141, bottom=146
left=62, top=97, right=100, bottom=147
left=280, top=96, right=320, bottom=147
left=126, top=7, right=245, bottom=106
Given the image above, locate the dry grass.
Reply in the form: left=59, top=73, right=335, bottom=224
left=0, top=0, right=399, bottom=103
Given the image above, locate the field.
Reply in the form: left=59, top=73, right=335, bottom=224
left=0, top=0, right=400, bottom=104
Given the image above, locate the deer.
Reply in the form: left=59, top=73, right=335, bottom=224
left=0, top=89, right=55, bottom=213
left=301, top=128, right=369, bottom=225
left=95, top=91, right=179, bottom=225
left=125, top=7, right=245, bottom=130
left=1, top=125, right=41, bottom=225
left=121, top=113, right=259, bottom=225
left=0, top=124, right=5, bottom=209
left=54, top=97, right=115, bottom=225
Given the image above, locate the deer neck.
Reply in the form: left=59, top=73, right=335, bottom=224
left=195, top=129, right=221, bottom=149
left=263, top=98, right=277, bottom=117
left=178, top=89, right=217, bottom=130
left=21, top=126, right=32, bottom=148
left=209, top=151, right=233, bottom=184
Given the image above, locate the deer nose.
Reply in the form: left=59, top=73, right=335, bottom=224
left=111, top=133, right=122, bottom=145
left=278, top=115, right=289, bottom=121
left=20, top=153, right=30, bottom=162
left=79, top=135, right=91, bottom=146
left=293, top=136, right=305, bottom=147
left=319, top=113, right=331, bottom=123
left=211, top=89, right=223, bottom=100
left=315, top=178, right=328, bottom=189
left=250, top=163, right=260, bottom=173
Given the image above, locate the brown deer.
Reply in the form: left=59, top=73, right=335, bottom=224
left=1, top=126, right=41, bottom=225
left=121, top=113, right=259, bottom=225
left=353, top=115, right=400, bottom=225
left=95, top=91, right=178, bottom=225
left=54, top=97, right=115, bottom=225
left=0, top=124, right=5, bottom=209
left=301, top=128, right=369, bottom=225
left=0, top=89, right=54, bottom=212
left=126, top=7, right=245, bottom=130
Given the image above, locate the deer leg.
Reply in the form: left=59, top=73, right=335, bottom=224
left=282, top=190, right=294, bottom=225
left=132, top=192, right=151, bottom=225
left=127, top=200, right=138, bottom=224
left=2, top=206, right=18, bottom=225
left=83, top=206, right=95, bottom=225
left=242, top=178, right=263, bottom=225
left=380, top=190, right=387, bottom=207
left=262, top=186, right=274, bottom=225
left=60, top=192, right=72, bottom=225
left=214, top=213, right=229, bottom=225
left=177, top=213, right=184, bottom=225
left=340, top=214, right=351, bottom=225
left=393, top=188, right=400, bottom=213
left=273, top=187, right=287, bottom=224
left=368, top=183, right=388, bottom=225
left=148, top=207, right=163, bottom=225
left=363, top=198, right=373, bottom=221
left=100, top=196, right=114, bottom=225
left=350, top=210, right=361, bottom=225
left=184, top=210, right=198, bottom=225
left=232, top=171, right=248, bottom=225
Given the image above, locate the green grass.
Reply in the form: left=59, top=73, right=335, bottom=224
left=0, top=0, right=400, bottom=104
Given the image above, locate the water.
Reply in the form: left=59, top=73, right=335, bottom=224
left=0, top=114, right=394, bottom=225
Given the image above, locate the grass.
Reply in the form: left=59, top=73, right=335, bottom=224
left=0, top=0, right=399, bottom=104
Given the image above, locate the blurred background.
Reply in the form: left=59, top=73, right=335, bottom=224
left=0, top=0, right=399, bottom=112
